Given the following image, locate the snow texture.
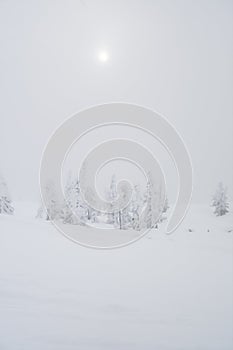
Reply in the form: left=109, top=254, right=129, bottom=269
left=0, top=203, right=232, bottom=350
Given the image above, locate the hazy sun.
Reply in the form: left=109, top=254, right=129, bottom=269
left=98, top=50, right=109, bottom=63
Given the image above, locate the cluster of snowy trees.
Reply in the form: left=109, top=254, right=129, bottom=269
left=37, top=174, right=169, bottom=230
left=37, top=177, right=93, bottom=225
left=0, top=173, right=230, bottom=222
left=36, top=178, right=231, bottom=225
left=105, top=175, right=169, bottom=230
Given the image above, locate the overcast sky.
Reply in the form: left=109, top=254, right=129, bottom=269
left=0, top=0, right=232, bottom=203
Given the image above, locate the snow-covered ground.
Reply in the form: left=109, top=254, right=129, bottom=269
left=0, top=203, right=232, bottom=350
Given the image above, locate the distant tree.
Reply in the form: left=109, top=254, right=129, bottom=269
left=106, top=175, right=139, bottom=230
left=163, top=196, right=169, bottom=212
left=60, top=175, right=75, bottom=223
left=126, top=185, right=143, bottom=230
left=143, top=178, right=153, bottom=228
left=37, top=181, right=61, bottom=221
left=159, top=196, right=169, bottom=222
left=117, top=182, right=131, bottom=230
left=142, top=174, right=161, bottom=229
left=0, top=177, right=14, bottom=215
left=141, top=173, right=166, bottom=229
left=212, top=182, right=229, bottom=216
left=36, top=202, right=46, bottom=219
left=106, top=175, right=118, bottom=226
left=83, top=186, right=99, bottom=224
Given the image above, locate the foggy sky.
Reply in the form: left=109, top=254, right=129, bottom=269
left=0, top=0, right=232, bottom=203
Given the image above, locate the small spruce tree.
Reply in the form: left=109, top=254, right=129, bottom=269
left=0, top=177, right=14, bottom=215
left=159, top=196, right=169, bottom=222
left=61, top=177, right=87, bottom=225
left=212, top=182, right=229, bottom=216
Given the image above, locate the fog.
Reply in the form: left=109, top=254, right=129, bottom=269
left=0, top=0, right=232, bottom=203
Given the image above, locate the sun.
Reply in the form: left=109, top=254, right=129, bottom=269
left=98, top=50, right=109, bottom=63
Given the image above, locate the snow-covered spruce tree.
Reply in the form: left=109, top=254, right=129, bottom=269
left=105, top=175, right=134, bottom=229
left=61, top=176, right=87, bottom=225
left=78, top=161, right=100, bottom=225
left=212, top=182, right=229, bottom=216
left=114, top=180, right=135, bottom=230
left=41, top=181, right=61, bottom=221
left=84, top=186, right=100, bottom=224
left=163, top=197, right=169, bottom=213
left=106, top=175, right=118, bottom=227
left=125, top=185, right=143, bottom=230
left=60, top=175, right=75, bottom=223
left=36, top=202, right=46, bottom=219
left=131, top=186, right=141, bottom=230
left=0, top=177, right=14, bottom=215
left=159, top=196, right=169, bottom=222
left=143, top=178, right=153, bottom=228
left=141, top=174, right=162, bottom=229
left=72, top=182, right=88, bottom=225
left=117, top=185, right=130, bottom=230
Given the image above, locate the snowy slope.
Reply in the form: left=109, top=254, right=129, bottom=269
left=0, top=203, right=232, bottom=350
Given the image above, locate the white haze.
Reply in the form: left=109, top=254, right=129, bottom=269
left=0, top=0, right=232, bottom=203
